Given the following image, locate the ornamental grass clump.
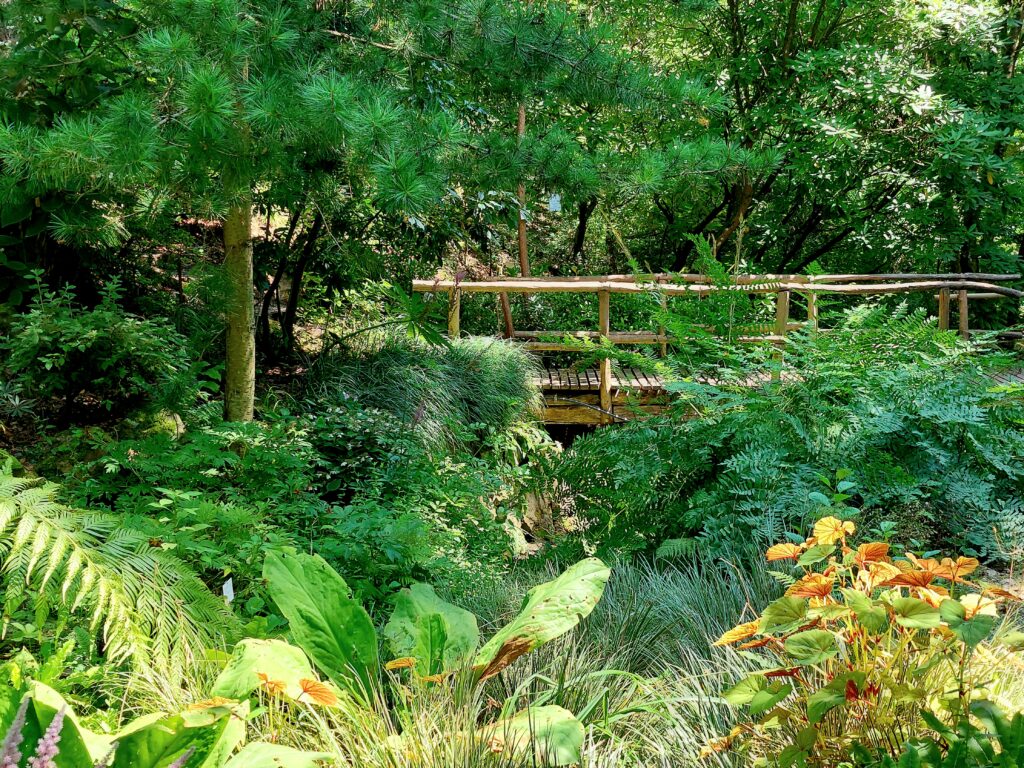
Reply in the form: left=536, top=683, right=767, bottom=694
left=708, top=516, right=1024, bottom=767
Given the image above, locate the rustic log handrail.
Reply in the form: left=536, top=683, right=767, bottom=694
left=414, top=277, right=1024, bottom=298
left=413, top=273, right=1023, bottom=424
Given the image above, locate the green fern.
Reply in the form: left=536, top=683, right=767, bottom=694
left=654, top=537, right=699, bottom=560
left=0, top=466, right=239, bottom=669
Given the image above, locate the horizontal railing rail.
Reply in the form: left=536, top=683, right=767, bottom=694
left=412, top=273, right=1023, bottom=423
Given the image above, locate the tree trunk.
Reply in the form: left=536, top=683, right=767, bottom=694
left=282, top=211, right=324, bottom=352
left=257, top=206, right=304, bottom=353
left=570, top=196, right=598, bottom=261
left=223, top=201, right=256, bottom=422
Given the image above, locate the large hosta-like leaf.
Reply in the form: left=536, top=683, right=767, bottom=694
left=111, top=703, right=245, bottom=768
left=474, top=558, right=609, bottom=680
left=212, top=638, right=318, bottom=702
left=384, top=583, right=479, bottom=677
left=263, top=551, right=378, bottom=697
left=478, top=706, right=584, bottom=767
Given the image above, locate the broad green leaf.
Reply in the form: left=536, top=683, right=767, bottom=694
left=723, top=674, right=792, bottom=715
left=784, top=630, right=838, bottom=666
left=212, top=639, right=317, bottom=702
left=723, top=674, right=763, bottom=706
left=798, top=544, right=835, bottom=567
left=474, top=558, right=609, bottom=680
left=759, top=596, right=808, bottom=634
left=842, top=589, right=888, bottom=634
left=111, top=706, right=245, bottom=768
left=807, top=686, right=845, bottom=724
left=479, top=706, right=584, bottom=767
left=29, top=682, right=110, bottom=766
left=263, top=551, right=378, bottom=697
left=939, top=600, right=996, bottom=648
left=891, top=597, right=940, bottom=629
left=777, top=744, right=809, bottom=768
left=224, top=743, right=332, bottom=768
left=384, top=583, right=479, bottom=677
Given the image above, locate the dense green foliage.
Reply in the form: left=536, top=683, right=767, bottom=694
left=553, top=307, right=1024, bottom=559
left=2, top=0, right=1024, bottom=766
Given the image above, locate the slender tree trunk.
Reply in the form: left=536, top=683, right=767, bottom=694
left=257, top=206, right=304, bottom=352
left=282, top=211, right=324, bottom=352
left=223, top=200, right=256, bottom=422
left=570, top=196, right=598, bottom=260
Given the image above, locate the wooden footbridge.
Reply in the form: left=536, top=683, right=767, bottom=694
left=412, top=273, right=1024, bottom=425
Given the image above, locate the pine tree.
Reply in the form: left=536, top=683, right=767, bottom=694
left=1, top=0, right=452, bottom=420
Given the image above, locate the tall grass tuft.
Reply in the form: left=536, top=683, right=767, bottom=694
left=307, top=334, right=543, bottom=452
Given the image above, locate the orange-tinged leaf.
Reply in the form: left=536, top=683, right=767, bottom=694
left=738, top=637, right=774, bottom=649
left=982, top=585, right=1021, bottom=601
left=855, top=543, right=890, bottom=567
left=297, top=678, right=338, bottom=707
left=941, top=556, right=980, bottom=582
left=384, top=657, right=417, bottom=671
left=257, top=673, right=286, bottom=697
left=787, top=573, right=835, bottom=599
left=699, top=728, right=744, bottom=759
left=713, top=620, right=760, bottom=646
left=917, top=587, right=949, bottom=608
left=860, top=561, right=902, bottom=591
left=189, top=696, right=236, bottom=710
left=766, top=543, right=802, bottom=562
left=813, top=517, right=856, bottom=546
left=420, top=672, right=453, bottom=684
left=906, top=554, right=947, bottom=577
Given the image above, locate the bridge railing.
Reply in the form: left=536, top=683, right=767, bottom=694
left=412, top=273, right=1023, bottom=420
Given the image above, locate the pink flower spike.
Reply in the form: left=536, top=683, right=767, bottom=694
left=28, top=706, right=66, bottom=768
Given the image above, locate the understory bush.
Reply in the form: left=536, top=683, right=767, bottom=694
left=0, top=278, right=195, bottom=420
left=309, top=403, right=524, bottom=598
left=552, top=306, right=1024, bottom=559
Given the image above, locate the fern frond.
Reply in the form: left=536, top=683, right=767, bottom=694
left=0, top=465, right=239, bottom=670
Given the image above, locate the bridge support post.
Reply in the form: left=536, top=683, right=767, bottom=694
left=958, top=290, right=969, bottom=339
left=658, top=292, right=669, bottom=357
left=598, top=289, right=612, bottom=422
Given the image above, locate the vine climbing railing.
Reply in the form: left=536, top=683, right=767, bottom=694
left=412, top=273, right=1024, bottom=421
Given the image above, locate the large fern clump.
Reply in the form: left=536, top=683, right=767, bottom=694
left=552, top=303, right=1024, bottom=560
left=0, top=460, right=239, bottom=670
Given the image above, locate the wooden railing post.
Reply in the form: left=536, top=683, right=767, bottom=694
left=598, top=289, right=612, bottom=421
left=958, top=289, right=969, bottom=339
left=773, top=289, right=790, bottom=381
left=448, top=288, right=460, bottom=338
left=938, top=288, right=950, bottom=331
left=499, top=293, right=514, bottom=338
left=658, top=292, right=668, bottom=357
left=806, top=292, right=819, bottom=334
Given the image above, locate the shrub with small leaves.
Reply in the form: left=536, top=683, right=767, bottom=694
left=1, top=277, right=193, bottom=419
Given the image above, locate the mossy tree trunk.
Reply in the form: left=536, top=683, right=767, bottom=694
left=223, top=200, right=256, bottom=422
